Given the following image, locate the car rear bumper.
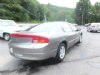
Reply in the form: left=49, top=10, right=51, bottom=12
left=10, top=49, right=56, bottom=60
left=9, top=43, right=57, bottom=60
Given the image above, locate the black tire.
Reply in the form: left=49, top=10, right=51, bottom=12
left=89, top=30, right=93, bottom=32
left=54, top=43, right=66, bottom=62
left=4, top=33, right=10, bottom=41
left=94, top=31, right=97, bottom=32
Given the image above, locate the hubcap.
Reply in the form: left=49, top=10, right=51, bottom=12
left=60, top=46, right=65, bottom=59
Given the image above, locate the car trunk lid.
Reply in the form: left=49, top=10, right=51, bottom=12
left=10, top=31, right=49, bottom=44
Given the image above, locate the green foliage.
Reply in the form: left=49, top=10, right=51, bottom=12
left=75, top=0, right=91, bottom=25
left=0, top=0, right=45, bottom=22
left=0, top=0, right=75, bottom=23
left=43, top=4, right=75, bottom=23
left=91, top=2, right=100, bottom=22
left=75, top=0, right=100, bottom=25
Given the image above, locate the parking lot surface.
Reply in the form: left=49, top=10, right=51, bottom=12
left=1, top=26, right=100, bottom=75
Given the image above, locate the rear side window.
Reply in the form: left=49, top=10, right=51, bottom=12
left=70, top=24, right=77, bottom=31
left=50, top=25, right=64, bottom=33
left=63, top=24, right=73, bottom=32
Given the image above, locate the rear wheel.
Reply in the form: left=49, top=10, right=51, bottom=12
left=54, top=43, right=66, bottom=62
left=4, top=33, right=10, bottom=41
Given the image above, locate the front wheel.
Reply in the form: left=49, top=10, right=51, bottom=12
left=54, top=43, right=66, bottom=62
left=4, top=33, right=10, bottom=41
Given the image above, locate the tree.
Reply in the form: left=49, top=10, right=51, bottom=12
left=75, top=0, right=91, bottom=25
left=43, top=4, right=75, bottom=23
left=91, top=2, right=100, bottom=22
left=0, top=0, right=75, bottom=23
left=0, top=0, right=46, bottom=22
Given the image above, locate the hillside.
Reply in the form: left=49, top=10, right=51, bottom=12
left=0, top=0, right=75, bottom=23
left=43, top=4, right=75, bottom=23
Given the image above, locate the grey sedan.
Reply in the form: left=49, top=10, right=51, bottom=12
left=9, top=22, right=82, bottom=62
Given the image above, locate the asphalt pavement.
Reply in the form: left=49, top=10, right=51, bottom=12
left=1, top=26, right=100, bottom=75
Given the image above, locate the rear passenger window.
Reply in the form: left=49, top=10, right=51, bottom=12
left=51, top=25, right=64, bottom=33
left=70, top=24, right=77, bottom=31
left=63, top=24, right=73, bottom=32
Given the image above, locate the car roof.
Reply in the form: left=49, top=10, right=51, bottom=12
left=28, top=22, right=70, bottom=33
left=91, top=23, right=100, bottom=24
left=41, top=21, right=69, bottom=26
left=44, top=21, right=69, bottom=24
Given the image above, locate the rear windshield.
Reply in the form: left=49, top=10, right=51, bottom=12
left=28, top=23, right=56, bottom=33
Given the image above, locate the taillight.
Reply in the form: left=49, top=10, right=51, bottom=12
left=32, top=36, right=49, bottom=43
left=10, top=33, right=49, bottom=43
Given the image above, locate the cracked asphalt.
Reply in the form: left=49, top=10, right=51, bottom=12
left=1, top=26, right=100, bottom=75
